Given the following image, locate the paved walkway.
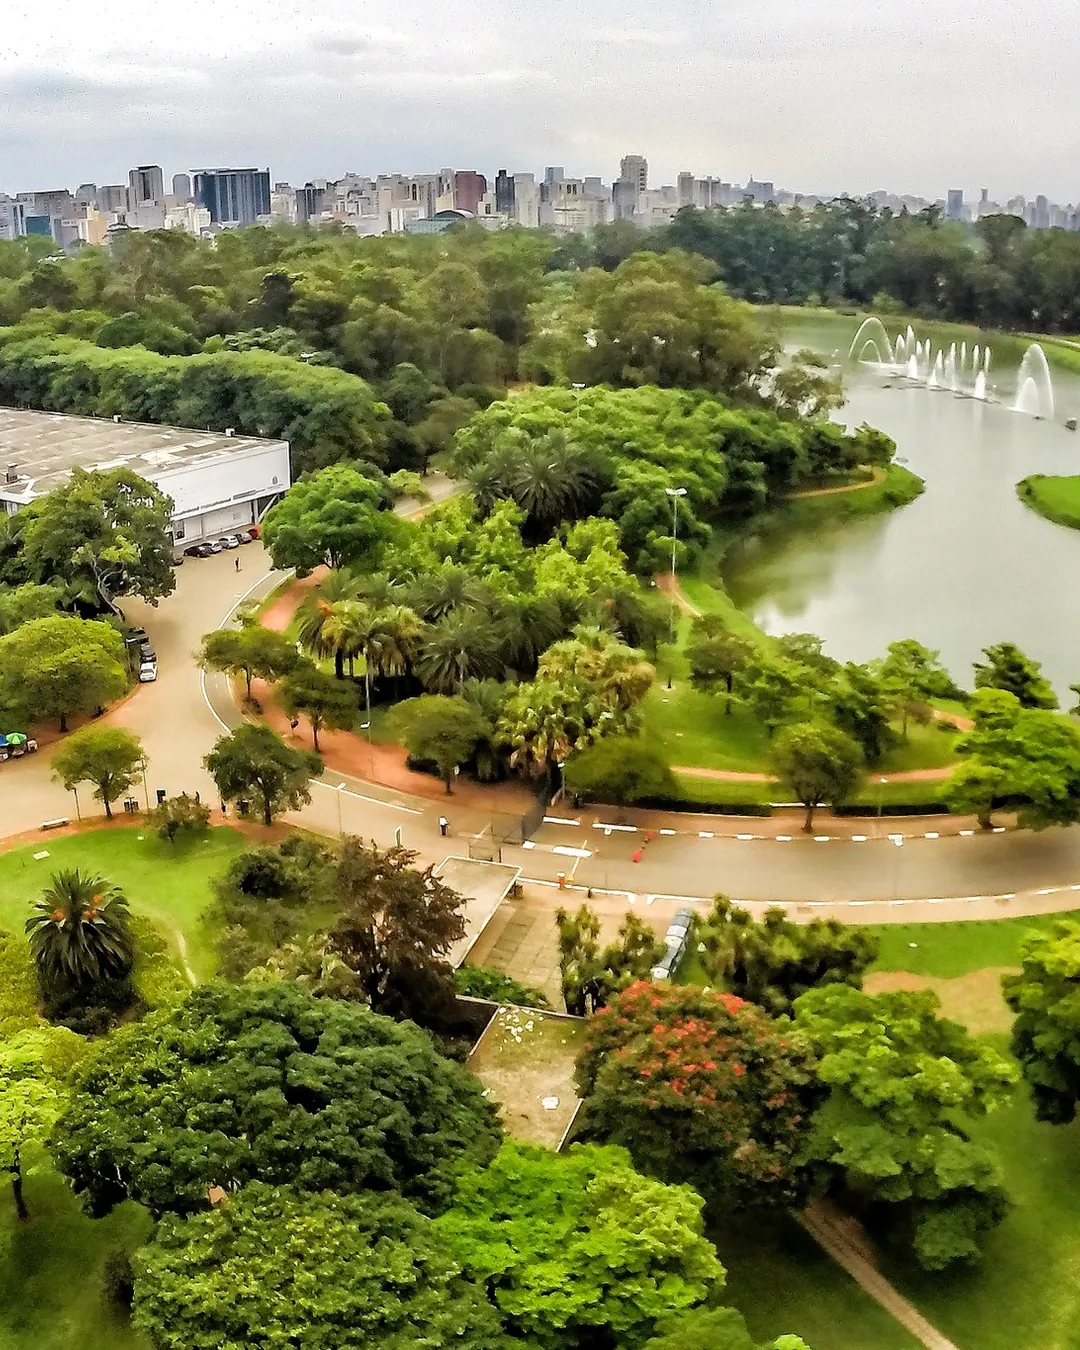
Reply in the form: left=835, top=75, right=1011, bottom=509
left=797, top=1203, right=959, bottom=1350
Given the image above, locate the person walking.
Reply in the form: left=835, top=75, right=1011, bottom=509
left=234, top=556, right=241, bottom=572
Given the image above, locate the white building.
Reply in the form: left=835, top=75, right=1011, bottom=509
left=0, top=195, right=26, bottom=241
left=0, top=409, right=290, bottom=548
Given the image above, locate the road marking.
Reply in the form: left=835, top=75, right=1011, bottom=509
left=814, top=836, right=831, bottom=843
left=776, top=835, right=793, bottom=842
left=543, top=815, right=580, bottom=826
left=659, top=828, right=677, bottom=836
left=959, top=829, right=975, bottom=836
left=852, top=835, right=868, bottom=842
left=552, top=846, right=592, bottom=859
left=312, top=780, right=421, bottom=816
left=925, top=832, right=940, bottom=839
left=593, top=822, right=637, bottom=832
left=698, top=831, right=715, bottom=838
left=737, top=833, right=755, bottom=841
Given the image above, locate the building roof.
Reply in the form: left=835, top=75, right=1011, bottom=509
left=0, top=407, right=287, bottom=500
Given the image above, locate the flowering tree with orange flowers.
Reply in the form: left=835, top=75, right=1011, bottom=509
left=575, top=981, right=822, bottom=1207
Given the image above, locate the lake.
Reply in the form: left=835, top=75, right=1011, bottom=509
left=723, top=323, right=1080, bottom=698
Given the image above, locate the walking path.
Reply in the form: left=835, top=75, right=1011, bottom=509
left=787, top=465, right=887, bottom=498
left=797, top=1202, right=959, bottom=1350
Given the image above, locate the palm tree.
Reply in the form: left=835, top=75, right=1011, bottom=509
left=297, top=597, right=352, bottom=679
left=408, top=564, right=494, bottom=622
left=416, top=611, right=507, bottom=694
left=468, top=432, right=604, bottom=538
left=334, top=601, right=424, bottom=728
left=26, top=869, right=135, bottom=997
left=498, top=594, right=568, bottom=675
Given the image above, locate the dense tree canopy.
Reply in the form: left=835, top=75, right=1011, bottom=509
left=134, top=1182, right=507, bottom=1350
left=0, top=614, right=128, bottom=731
left=1003, top=921, right=1080, bottom=1123
left=53, top=981, right=500, bottom=1217
left=793, top=984, right=1016, bottom=1269
left=576, top=981, right=821, bottom=1207
left=0, top=467, right=175, bottom=607
left=435, top=1140, right=723, bottom=1350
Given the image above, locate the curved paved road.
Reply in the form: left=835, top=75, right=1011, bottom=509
left=5, top=545, right=1080, bottom=927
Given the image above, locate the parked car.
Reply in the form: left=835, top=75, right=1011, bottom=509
left=219, top=535, right=241, bottom=550
left=139, top=660, right=158, bottom=683
left=139, top=641, right=156, bottom=663
left=236, top=529, right=254, bottom=544
left=206, top=539, right=224, bottom=554
left=128, top=626, right=148, bottom=641
left=184, top=543, right=214, bottom=558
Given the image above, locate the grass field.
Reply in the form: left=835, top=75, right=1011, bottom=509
left=0, top=827, right=247, bottom=981
left=0, top=1155, right=152, bottom=1350
left=1017, top=472, right=1080, bottom=532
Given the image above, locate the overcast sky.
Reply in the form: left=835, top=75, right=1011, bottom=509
left=3, top=0, right=1078, bottom=202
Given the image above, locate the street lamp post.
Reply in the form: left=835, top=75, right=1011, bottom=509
left=664, top=487, right=688, bottom=689
left=336, top=781, right=347, bottom=839
left=71, top=785, right=81, bottom=822
left=877, top=776, right=887, bottom=835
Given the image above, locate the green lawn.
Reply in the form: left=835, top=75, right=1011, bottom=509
left=0, top=827, right=247, bottom=981
left=0, top=1153, right=152, bottom=1350
left=1017, top=472, right=1080, bottom=532
left=712, top=1211, right=920, bottom=1350
left=868, top=911, right=1077, bottom=978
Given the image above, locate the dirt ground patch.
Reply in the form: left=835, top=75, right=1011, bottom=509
left=863, top=967, right=1019, bottom=1035
left=468, top=1007, right=588, bottom=1148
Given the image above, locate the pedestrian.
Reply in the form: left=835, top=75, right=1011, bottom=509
left=438, top=816, right=449, bottom=837
left=219, top=799, right=228, bottom=818
left=234, top=557, right=241, bottom=572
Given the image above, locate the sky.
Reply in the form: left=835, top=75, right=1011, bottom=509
left=3, top=0, right=1079, bottom=202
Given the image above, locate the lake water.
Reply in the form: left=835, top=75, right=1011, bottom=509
left=722, top=354, right=1080, bottom=698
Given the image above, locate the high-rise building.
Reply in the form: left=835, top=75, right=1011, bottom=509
left=129, top=165, right=165, bottom=205
left=453, top=170, right=487, bottom=215
left=677, top=172, right=695, bottom=207
left=613, top=178, right=638, bottom=221
left=172, top=173, right=192, bottom=201
left=0, top=195, right=26, bottom=241
left=1035, top=195, right=1050, bottom=229
left=98, top=184, right=129, bottom=214
left=494, top=169, right=515, bottom=216
left=544, top=167, right=565, bottom=185
left=945, top=188, right=964, bottom=221
left=619, top=154, right=648, bottom=194
left=512, top=173, right=539, bottom=228
left=74, top=183, right=98, bottom=208
left=193, top=169, right=271, bottom=226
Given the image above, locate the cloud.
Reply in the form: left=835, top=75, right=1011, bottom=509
left=2, top=0, right=1079, bottom=201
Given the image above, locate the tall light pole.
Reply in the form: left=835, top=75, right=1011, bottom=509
left=664, top=487, right=688, bottom=687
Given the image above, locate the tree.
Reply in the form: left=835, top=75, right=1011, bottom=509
left=740, top=657, right=822, bottom=736
left=329, top=839, right=466, bottom=1025
left=556, top=905, right=665, bottom=1016
left=564, top=737, right=676, bottom=808
left=279, top=660, right=356, bottom=749
left=0, top=582, right=63, bottom=635
left=697, top=898, right=878, bottom=1016
left=133, top=1183, right=506, bottom=1350
left=645, top=1307, right=813, bottom=1350
left=435, top=1140, right=723, bottom=1350
left=51, top=725, right=147, bottom=820
left=771, top=721, right=863, bottom=832
left=974, top=640, right=1057, bottom=709
left=685, top=619, right=756, bottom=712
left=25, top=869, right=136, bottom=1014
left=878, top=638, right=958, bottom=735
left=793, top=984, right=1016, bottom=1269
left=0, top=615, right=127, bottom=731
left=1003, top=921, right=1080, bottom=1123
left=53, top=981, right=500, bottom=1218
left=203, top=723, right=322, bottom=826
left=576, top=981, right=821, bottom=1208
left=416, top=609, right=507, bottom=693
left=0, top=1025, right=85, bottom=1220
left=6, top=467, right=174, bottom=606
left=828, top=662, right=893, bottom=763
left=260, top=464, right=392, bottom=574
left=149, top=792, right=211, bottom=844
left=943, top=687, right=1080, bottom=829
left=392, top=694, right=486, bottom=792
left=197, top=615, right=299, bottom=702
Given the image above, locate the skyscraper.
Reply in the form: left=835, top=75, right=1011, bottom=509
left=494, top=169, right=515, bottom=216
left=945, top=189, right=964, bottom=221
left=619, top=154, right=648, bottom=194
left=452, top=170, right=487, bottom=215
left=172, top=173, right=192, bottom=201
left=193, top=169, right=271, bottom=226
left=129, top=165, right=165, bottom=204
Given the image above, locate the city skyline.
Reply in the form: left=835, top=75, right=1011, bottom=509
left=3, top=0, right=1079, bottom=202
